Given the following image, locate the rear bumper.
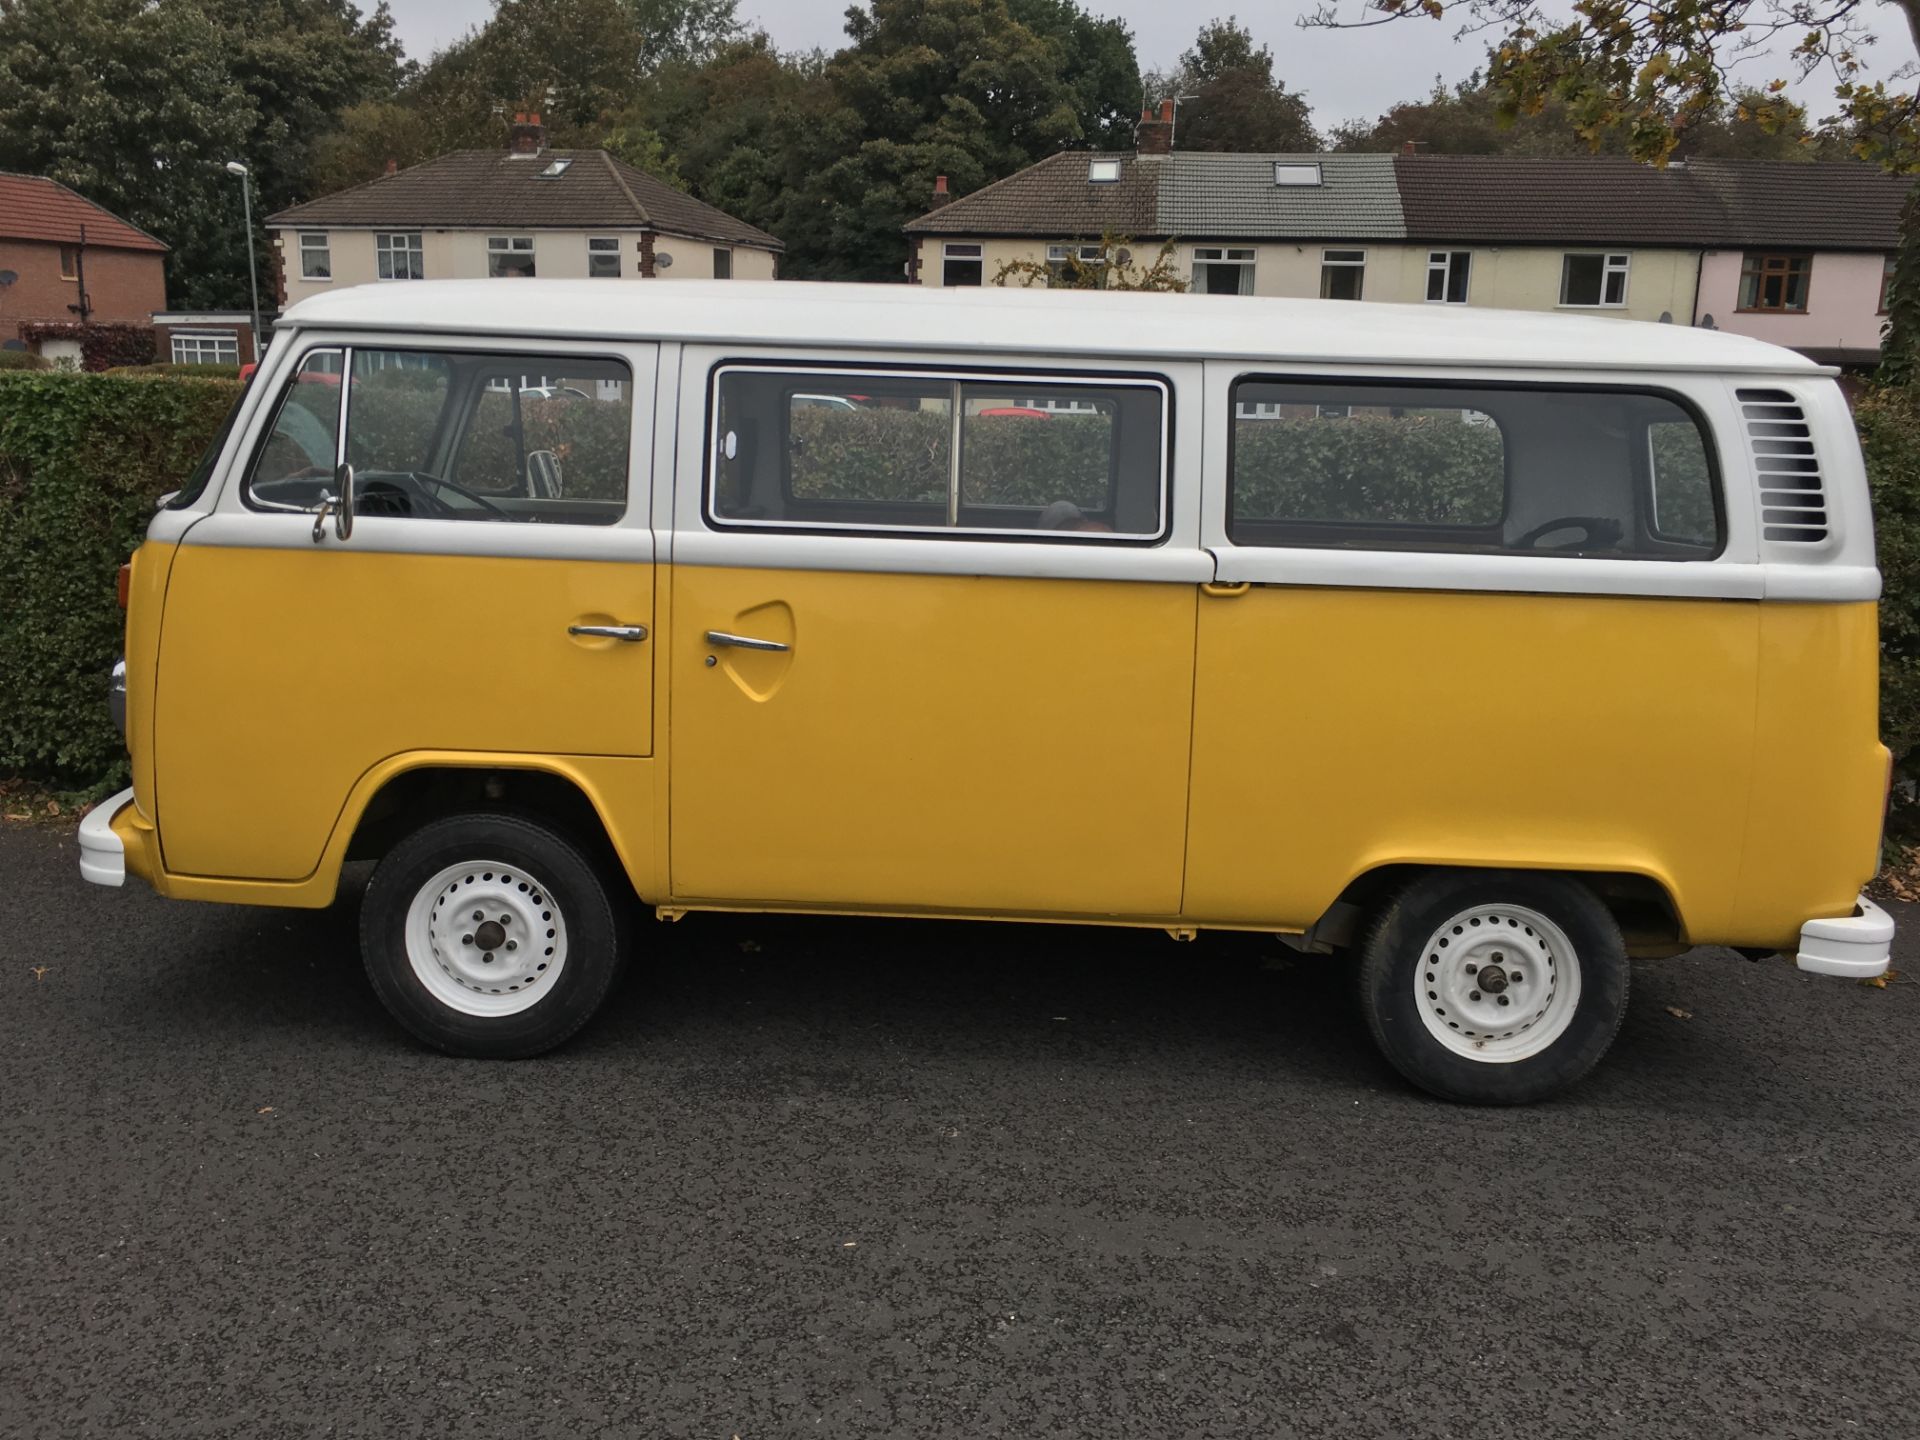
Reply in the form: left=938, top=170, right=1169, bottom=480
left=1796, top=894, right=1894, bottom=979
left=78, top=786, right=135, bottom=887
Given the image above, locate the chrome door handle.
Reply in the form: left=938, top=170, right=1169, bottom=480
left=705, top=629, right=789, bottom=652
left=569, top=623, right=648, bottom=642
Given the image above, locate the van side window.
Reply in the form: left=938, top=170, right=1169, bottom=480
left=246, top=348, right=632, bottom=525
left=1228, top=378, right=1720, bottom=558
left=710, top=366, right=1167, bottom=538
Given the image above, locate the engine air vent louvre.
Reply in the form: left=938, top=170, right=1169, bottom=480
left=1736, top=387, right=1827, bottom=543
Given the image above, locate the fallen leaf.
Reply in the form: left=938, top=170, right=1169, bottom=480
left=44, top=800, right=59, bottom=816
left=1665, top=1005, right=1693, bottom=1020
left=1860, top=967, right=1900, bottom=990
left=29, top=966, right=52, bottom=982
left=842, top=1241, right=856, bottom=1248
left=256, top=1106, right=275, bottom=1115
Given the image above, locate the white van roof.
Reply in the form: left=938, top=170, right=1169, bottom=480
left=281, top=278, right=1828, bottom=377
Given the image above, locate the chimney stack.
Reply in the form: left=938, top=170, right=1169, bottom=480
left=931, top=174, right=951, bottom=209
left=384, top=157, right=398, bottom=176
left=1136, top=99, right=1174, bottom=156
left=508, top=111, right=546, bottom=156
left=1400, top=139, right=1426, bottom=156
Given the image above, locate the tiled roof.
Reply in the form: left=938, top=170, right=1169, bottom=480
left=268, top=150, right=782, bottom=251
left=905, top=151, right=1160, bottom=236
left=1687, top=160, right=1908, bottom=250
left=1156, top=153, right=1404, bottom=238
left=907, top=150, right=1911, bottom=253
left=1393, top=154, right=1724, bottom=246
left=0, top=171, right=167, bottom=252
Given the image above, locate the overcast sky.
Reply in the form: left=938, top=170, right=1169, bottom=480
left=381, top=0, right=1915, bottom=134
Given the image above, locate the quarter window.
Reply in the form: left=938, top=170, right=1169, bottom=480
left=587, top=237, right=622, bottom=278
left=710, top=366, right=1167, bottom=539
left=246, top=347, right=631, bottom=525
left=376, top=232, right=424, bottom=280
left=1426, top=250, right=1470, bottom=304
left=1562, top=252, right=1630, bottom=307
left=943, top=243, right=983, bottom=287
left=298, top=232, right=331, bottom=280
left=1320, top=249, right=1365, bottom=301
left=1193, top=246, right=1255, bottom=296
left=487, top=236, right=536, bottom=278
left=1228, top=378, right=1718, bottom=558
left=1739, top=253, right=1811, bottom=312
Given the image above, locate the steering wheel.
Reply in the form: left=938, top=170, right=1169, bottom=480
left=356, top=470, right=509, bottom=520
left=1515, top=515, right=1624, bottom=551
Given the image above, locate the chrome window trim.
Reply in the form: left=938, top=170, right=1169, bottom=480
left=701, top=361, right=1173, bottom=545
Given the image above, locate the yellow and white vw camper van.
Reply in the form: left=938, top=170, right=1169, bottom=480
left=80, top=281, right=1892, bottom=1102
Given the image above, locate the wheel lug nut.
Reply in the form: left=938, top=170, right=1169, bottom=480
left=1469, top=991, right=1481, bottom=1002
left=499, top=914, right=511, bottom=925
left=1465, top=963, right=1478, bottom=974
left=473, top=910, right=483, bottom=922
left=506, top=940, right=517, bottom=951
left=462, top=934, right=474, bottom=945
left=1498, top=996, right=1510, bottom=1006
left=483, top=953, right=494, bottom=963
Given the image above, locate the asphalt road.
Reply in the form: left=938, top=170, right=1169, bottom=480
left=3, top=823, right=1917, bottom=1440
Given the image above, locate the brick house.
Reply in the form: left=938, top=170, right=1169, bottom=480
left=267, top=115, right=783, bottom=309
left=0, top=171, right=167, bottom=364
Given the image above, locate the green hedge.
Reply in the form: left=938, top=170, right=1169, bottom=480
left=0, top=371, right=241, bottom=788
left=1858, top=385, right=1920, bottom=765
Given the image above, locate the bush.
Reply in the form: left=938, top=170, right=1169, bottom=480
left=0, top=350, right=49, bottom=372
left=1858, top=385, right=1920, bottom=768
left=106, top=363, right=244, bottom=380
left=0, top=371, right=241, bottom=787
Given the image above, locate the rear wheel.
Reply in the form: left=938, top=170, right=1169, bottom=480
left=360, top=812, right=626, bottom=1058
left=1357, top=870, right=1629, bottom=1104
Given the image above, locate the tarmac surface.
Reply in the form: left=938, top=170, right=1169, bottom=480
left=3, top=822, right=1916, bottom=1438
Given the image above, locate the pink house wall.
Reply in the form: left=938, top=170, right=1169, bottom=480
left=1695, top=249, right=1889, bottom=356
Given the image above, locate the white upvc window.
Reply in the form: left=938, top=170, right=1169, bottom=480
left=375, top=232, right=423, bottom=281
left=170, top=331, right=239, bottom=365
left=1320, top=248, right=1365, bottom=301
left=487, top=235, right=536, bottom=278
left=1045, top=243, right=1107, bottom=285
left=298, top=232, right=331, bottom=280
left=1426, top=250, right=1471, bottom=304
left=942, top=242, right=983, bottom=287
left=1561, top=252, right=1631, bottom=307
left=1192, top=246, right=1255, bottom=296
left=587, top=236, right=621, bottom=278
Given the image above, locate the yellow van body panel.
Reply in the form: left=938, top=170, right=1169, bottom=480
left=1732, top=602, right=1888, bottom=946
left=155, top=545, right=654, bottom=881
left=123, top=750, right=657, bottom=909
left=667, top=565, right=1197, bottom=917
left=123, top=539, right=177, bottom=822
left=1184, top=587, right=1766, bottom=939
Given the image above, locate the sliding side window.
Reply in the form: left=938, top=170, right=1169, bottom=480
left=1228, top=378, right=1720, bottom=558
left=710, top=366, right=1167, bottom=539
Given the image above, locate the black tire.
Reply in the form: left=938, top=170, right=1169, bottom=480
left=360, top=812, right=627, bottom=1058
left=1357, top=869, right=1630, bottom=1105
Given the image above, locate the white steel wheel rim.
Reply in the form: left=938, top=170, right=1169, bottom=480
left=403, top=860, right=569, bottom=1018
left=1413, top=903, right=1582, bottom=1063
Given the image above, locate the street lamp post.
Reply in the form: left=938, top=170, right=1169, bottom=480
left=225, top=161, right=263, bottom=364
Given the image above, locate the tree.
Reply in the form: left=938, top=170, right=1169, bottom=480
left=1005, top=0, right=1145, bottom=149
left=623, top=0, right=742, bottom=70
left=1146, top=17, right=1320, bottom=152
left=0, top=0, right=253, bottom=309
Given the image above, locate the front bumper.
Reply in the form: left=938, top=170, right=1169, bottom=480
left=77, top=786, right=135, bottom=888
left=1796, top=894, right=1894, bottom=979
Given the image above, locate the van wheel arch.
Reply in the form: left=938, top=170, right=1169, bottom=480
left=344, top=765, right=637, bottom=902
left=1315, top=864, right=1686, bottom=957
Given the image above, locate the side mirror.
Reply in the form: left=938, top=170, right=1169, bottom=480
left=310, top=463, right=354, bottom=544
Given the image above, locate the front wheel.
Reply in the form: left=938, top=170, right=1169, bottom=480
left=1357, top=870, right=1630, bottom=1104
left=360, top=812, right=627, bottom=1058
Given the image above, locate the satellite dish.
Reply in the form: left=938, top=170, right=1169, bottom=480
left=1657, top=311, right=1672, bottom=324
left=0, top=339, right=25, bottom=352
left=656, top=252, right=673, bottom=268
left=0, top=270, right=17, bottom=287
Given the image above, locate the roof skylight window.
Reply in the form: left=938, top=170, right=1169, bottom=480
left=1273, top=162, right=1322, bottom=187
left=1088, top=158, right=1122, bottom=183
left=538, top=159, right=573, bottom=178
